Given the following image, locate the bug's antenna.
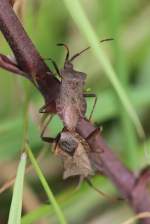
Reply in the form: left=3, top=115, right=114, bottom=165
left=70, top=38, right=114, bottom=62
left=57, top=43, right=70, bottom=62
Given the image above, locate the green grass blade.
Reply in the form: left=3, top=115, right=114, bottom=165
left=104, top=0, right=139, bottom=169
left=63, top=0, right=145, bottom=139
left=25, top=143, right=67, bottom=224
left=8, top=153, right=27, bottom=224
left=21, top=205, right=52, bottom=224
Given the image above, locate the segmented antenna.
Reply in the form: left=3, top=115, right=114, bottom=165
left=57, top=43, right=70, bottom=62
left=70, top=38, right=114, bottom=62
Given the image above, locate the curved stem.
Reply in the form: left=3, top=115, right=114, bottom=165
left=0, top=0, right=59, bottom=104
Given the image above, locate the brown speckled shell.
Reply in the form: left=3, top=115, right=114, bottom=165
left=56, top=68, right=87, bottom=130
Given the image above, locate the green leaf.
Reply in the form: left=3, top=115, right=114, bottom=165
left=8, top=153, right=27, bottom=224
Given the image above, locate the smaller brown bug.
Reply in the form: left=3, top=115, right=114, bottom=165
left=55, top=130, right=95, bottom=180
left=40, top=120, right=98, bottom=180
left=44, top=129, right=120, bottom=202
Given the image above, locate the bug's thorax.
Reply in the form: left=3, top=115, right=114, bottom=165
left=62, top=61, right=86, bottom=79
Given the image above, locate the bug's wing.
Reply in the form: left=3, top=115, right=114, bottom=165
left=63, top=157, right=81, bottom=179
left=63, top=142, right=94, bottom=179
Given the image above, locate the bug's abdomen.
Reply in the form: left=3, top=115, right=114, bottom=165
left=56, top=80, right=86, bottom=130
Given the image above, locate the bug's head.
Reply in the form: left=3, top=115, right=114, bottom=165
left=57, top=43, right=75, bottom=71
left=57, top=43, right=87, bottom=81
left=57, top=43, right=87, bottom=66
left=57, top=38, right=113, bottom=80
left=58, top=131, right=78, bottom=156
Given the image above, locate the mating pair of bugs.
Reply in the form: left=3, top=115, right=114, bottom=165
left=40, top=39, right=112, bottom=181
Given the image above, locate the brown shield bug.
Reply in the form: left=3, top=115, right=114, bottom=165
left=55, top=46, right=87, bottom=131
left=40, top=38, right=113, bottom=134
left=40, top=45, right=93, bottom=132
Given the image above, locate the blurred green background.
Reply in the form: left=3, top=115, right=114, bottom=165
left=0, top=0, right=150, bottom=223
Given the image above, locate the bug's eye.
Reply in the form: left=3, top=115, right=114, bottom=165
left=59, top=139, right=78, bottom=155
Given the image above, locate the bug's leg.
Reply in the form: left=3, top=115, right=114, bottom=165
left=40, top=114, right=55, bottom=143
left=44, top=57, right=62, bottom=79
left=39, top=103, right=50, bottom=113
left=85, top=178, right=122, bottom=202
left=84, top=93, right=97, bottom=121
left=39, top=101, right=55, bottom=114
left=41, top=136, right=56, bottom=144
left=85, top=127, right=105, bottom=155
left=39, top=104, right=51, bottom=114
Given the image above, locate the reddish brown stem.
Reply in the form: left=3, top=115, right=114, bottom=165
left=77, top=119, right=150, bottom=222
left=0, top=0, right=59, bottom=108
left=0, top=1, right=150, bottom=223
